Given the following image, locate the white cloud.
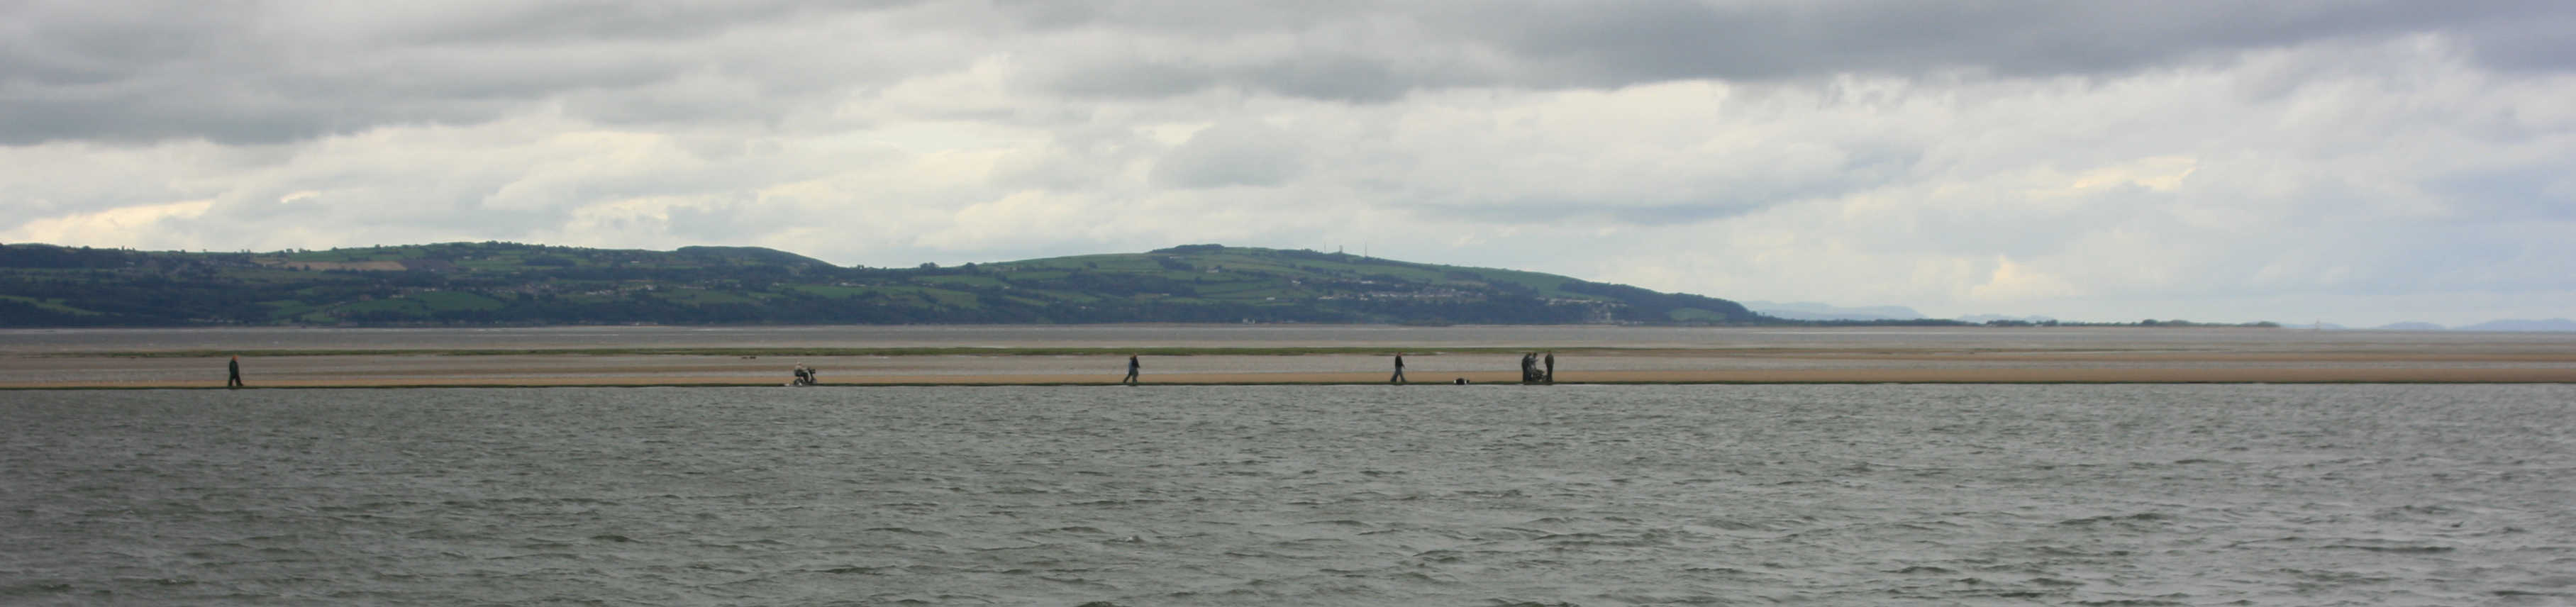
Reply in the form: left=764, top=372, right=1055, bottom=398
left=4, top=199, right=215, bottom=248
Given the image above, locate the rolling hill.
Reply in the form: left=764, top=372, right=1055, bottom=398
left=0, top=242, right=1772, bottom=327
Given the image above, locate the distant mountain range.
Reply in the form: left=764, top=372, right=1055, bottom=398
left=2363, top=318, right=2576, bottom=332
left=2301, top=320, right=2576, bottom=332
left=0, top=241, right=2390, bottom=330
left=1746, top=301, right=2574, bottom=333
left=1738, top=301, right=1931, bottom=321
left=1, top=242, right=1781, bottom=327
left=1740, top=301, right=2060, bottom=324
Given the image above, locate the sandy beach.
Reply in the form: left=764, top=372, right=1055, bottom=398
left=8, top=328, right=2575, bottom=388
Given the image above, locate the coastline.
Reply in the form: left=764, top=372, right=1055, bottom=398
left=8, top=325, right=2573, bottom=389
left=9, top=352, right=2575, bottom=389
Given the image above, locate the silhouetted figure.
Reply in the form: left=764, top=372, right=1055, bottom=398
left=226, top=355, right=243, bottom=389
left=1519, top=352, right=1538, bottom=382
left=1391, top=354, right=1406, bottom=384
left=1544, top=352, right=1555, bottom=384
left=1123, top=355, right=1140, bottom=384
left=1455, top=378, right=1467, bottom=384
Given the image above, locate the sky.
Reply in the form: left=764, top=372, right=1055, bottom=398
left=5, top=1, right=2573, bottom=326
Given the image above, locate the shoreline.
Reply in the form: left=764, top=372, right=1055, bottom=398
left=9, top=326, right=2572, bottom=389
left=9, top=367, right=2576, bottom=389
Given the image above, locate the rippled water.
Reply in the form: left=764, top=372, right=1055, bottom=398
left=6, top=384, right=2572, bottom=606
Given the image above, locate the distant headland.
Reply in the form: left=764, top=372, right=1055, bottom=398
left=0, top=241, right=2280, bottom=328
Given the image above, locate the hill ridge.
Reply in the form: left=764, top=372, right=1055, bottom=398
left=1, top=241, right=1776, bottom=327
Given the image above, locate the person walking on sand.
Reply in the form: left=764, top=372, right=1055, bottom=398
left=1390, top=353, right=1407, bottom=384
left=1544, top=352, right=1555, bottom=384
left=1123, top=355, right=1140, bottom=384
left=226, top=355, right=243, bottom=389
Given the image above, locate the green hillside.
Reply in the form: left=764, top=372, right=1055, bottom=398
left=0, top=242, right=1773, bottom=327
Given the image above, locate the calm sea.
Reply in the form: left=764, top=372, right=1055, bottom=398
left=5, top=384, right=2572, bottom=606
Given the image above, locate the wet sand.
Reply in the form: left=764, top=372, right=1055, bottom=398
left=9, top=346, right=2575, bottom=389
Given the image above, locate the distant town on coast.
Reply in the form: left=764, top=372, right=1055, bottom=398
left=0, top=240, right=2441, bottom=330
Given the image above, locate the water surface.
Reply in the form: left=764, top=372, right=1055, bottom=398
left=5, top=384, right=2571, bottom=605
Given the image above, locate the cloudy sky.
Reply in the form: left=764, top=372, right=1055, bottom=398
left=6, top=1, right=2572, bottom=325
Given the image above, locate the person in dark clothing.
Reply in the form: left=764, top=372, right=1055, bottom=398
left=1123, top=355, right=1140, bottom=384
left=1544, top=352, right=1555, bottom=384
left=227, top=355, right=243, bottom=388
left=1390, top=353, right=1406, bottom=384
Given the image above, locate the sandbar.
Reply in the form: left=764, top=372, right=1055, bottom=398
left=9, top=346, right=2575, bottom=389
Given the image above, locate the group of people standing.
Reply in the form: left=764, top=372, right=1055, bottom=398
left=1519, top=351, right=1555, bottom=384
left=1388, top=352, right=1553, bottom=384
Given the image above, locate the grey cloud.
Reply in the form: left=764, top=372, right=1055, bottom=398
left=1017, top=0, right=2576, bottom=101
left=371, top=1, right=843, bottom=45
left=2238, top=223, right=2576, bottom=294
left=1048, top=55, right=1450, bottom=103
left=1150, top=122, right=1303, bottom=188
left=984, top=0, right=1369, bottom=34
left=0, top=0, right=923, bottom=145
left=1, top=2, right=245, bottom=83
left=1519, top=0, right=2571, bottom=77
left=2425, top=163, right=2576, bottom=222
left=1368, top=133, right=1924, bottom=229
left=1465, top=1, right=2341, bottom=82
left=1472, top=0, right=2575, bottom=82
left=1047, top=61, right=1218, bottom=99
left=1431, top=189, right=1829, bottom=228
left=12, top=0, right=2573, bottom=146
left=662, top=195, right=766, bottom=242
left=2465, top=15, right=2576, bottom=72
left=1237, top=56, right=1433, bottom=103
left=200, top=186, right=566, bottom=238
